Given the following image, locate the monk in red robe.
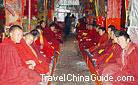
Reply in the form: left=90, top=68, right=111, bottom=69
left=89, top=27, right=108, bottom=54
left=30, top=29, right=51, bottom=64
left=0, top=25, right=41, bottom=85
left=93, top=25, right=118, bottom=65
left=35, top=25, right=54, bottom=59
left=43, top=23, right=61, bottom=52
left=95, top=30, right=122, bottom=75
left=81, top=24, right=100, bottom=48
left=23, top=33, right=50, bottom=74
left=102, top=31, right=138, bottom=85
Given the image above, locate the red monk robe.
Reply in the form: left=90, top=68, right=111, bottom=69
left=31, top=42, right=51, bottom=66
left=98, top=32, right=109, bottom=47
left=93, top=39, right=113, bottom=62
left=88, top=28, right=100, bottom=45
left=84, top=28, right=100, bottom=48
left=0, top=38, right=41, bottom=85
left=89, top=32, right=108, bottom=53
left=15, top=39, right=49, bottom=74
left=95, top=43, right=122, bottom=75
left=43, top=27, right=60, bottom=51
left=77, top=30, right=89, bottom=41
left=103, top=42, right=138, bottom=85
left=35, top=31, right=54, bottom=59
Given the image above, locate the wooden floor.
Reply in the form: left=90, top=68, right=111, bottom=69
left=51, top=34, right=95, bottom=85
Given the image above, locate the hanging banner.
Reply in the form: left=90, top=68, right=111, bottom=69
left=38, top=0, right=44, bottom=13
left=129, top=0, right=138, bottom=27
left=127, top=0, right=138, bottom=44
left=47, top=0, right=55, bottom=21
left=24, top=0, right=38, bottom=18
left=106, top=0, right=121, bottom=30
left=5, top=0, right=22, bottom=26
left=107, top=0, right=121, bottom=18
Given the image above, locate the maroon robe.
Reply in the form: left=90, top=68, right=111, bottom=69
left=89, top=32, right=108, bottom=53
left=31, top=42, right=51, bottom=65
left=35, top=36, right=54, bottom=59
left=103, top=42, right=138, bottom=85
left=15, top=39, right=49, bottom=74
left=95, top=43, right=122, bottom=75
left=43, top=27, right=60, bottom=51
left=0, top=38, right=41, bottom=85
left=87, top=28, right=100, bottom=45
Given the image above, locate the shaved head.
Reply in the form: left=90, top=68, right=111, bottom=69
left=9, top=25, right=23, bottom=33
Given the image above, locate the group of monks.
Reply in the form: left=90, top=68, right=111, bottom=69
left=0, top=21, right=62, bottom=85
left=77, top=18, right=138, bottom=85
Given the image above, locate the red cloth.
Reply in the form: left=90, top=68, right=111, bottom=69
left=95, top=43, right=122, bottom=75
left=96, top=16, right=106, bottom=27
left=79, top=29, right=100, bottom=49
left=31, top=43, right=51, bottom=65
left=87, top=29, right=100, bottom=45
left=107, top=0, right=121, bottom=18
left=98, top=33, right=109, bottom=46
left=103, top=42, right=138, bottom=85
left=0, top=38, right=41, bottom=85
left=15, top=39, right=49, bottom=74
left=89, top=33, right=108, bottom=53
left=35, top=36, right=54, bottom=58
left=43, top=28, right=60, bottom=51
left=24, top=0, right=38, bottom=17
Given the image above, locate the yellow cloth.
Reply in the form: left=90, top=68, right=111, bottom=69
left=40, top=31, right=44, bottom=49
left=98, top=49, right=104, bottom=54
left=105, top=53, right=113, bottom=63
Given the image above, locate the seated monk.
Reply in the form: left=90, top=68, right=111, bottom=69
left=35, top=25, right=54, bottom=59
left=92, top=25, right=118, bottom=65
left=89, top=27, right=108, bottom=55
left=88, top=24, right=101, bottom=45
left=102, top=31, right=138, bottom=85
left=85, top=25, right=114, bottom=67
left=96, top=27, right=109, bottom=48
left=95, top=30, right=122, bottom=75
left=23, top=33, right=50, bottom=74
left=44, top=23, right=61, bottom=52
left=80, top=24, right=100, bottom=49
left=30, top=29, right=51, bottom=64
left=0, top=25, right=41, bottom=85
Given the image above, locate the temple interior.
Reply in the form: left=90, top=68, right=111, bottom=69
left=0, top=0, right=138, bottom=85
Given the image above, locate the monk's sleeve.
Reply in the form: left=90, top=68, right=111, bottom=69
left=0, top=44, right=22, bottom=79
left=112, top=50, right=138, bottom=85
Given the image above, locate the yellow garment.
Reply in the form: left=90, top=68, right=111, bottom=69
left=98, top=49, right=104, bottom=54
left=40, top=31, right=44, bottom=49
left=105, top=53, right=113, bottom=63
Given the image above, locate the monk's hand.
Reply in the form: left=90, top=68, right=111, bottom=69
left=26, top=60, right=36, bottom=70
left=48, top=42, right=52, bottom=45
left=94, top=43, right=97, bottom=45
left=40, top=51, right=44, bottom=54
left=86, top=39, right=91, bottom=41
left=28, top=65, right=35, bottom=70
